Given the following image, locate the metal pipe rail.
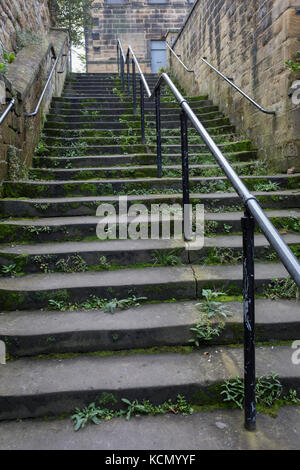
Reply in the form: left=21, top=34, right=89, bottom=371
left=25, top=40, right=70, bottom=117
left=0, top=98, right=15, bottom=126
left=116, top=41, right=300, bottom=432
left=166, top=42, right=194, bottom=73
left=201, top=57, right=276, bottom=115
left=58, top=44, right=72, bottom=74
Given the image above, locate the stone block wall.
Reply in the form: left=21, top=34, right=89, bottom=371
left=0, top=0, right=53, bottom=53
left=0, top=29, right=69, bottom=185
left=86, top=0, right=194, bottom=73
left=169, top=0, right=300, bottom=171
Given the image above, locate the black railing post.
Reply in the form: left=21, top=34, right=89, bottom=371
left=120, top=53, right=125, bottom=94
left=140, top=78, right=145, bottom=145
left=180, top=110, right=191, bottom=241
left=155, top=87, right=162, bottom=178
left=127, top=53, right=130, bottom=95
left=132, top=59, right=136, bottom=116
left=117, top=45, right=120, bottom=74
left=241, top=209, right=256, bottom=431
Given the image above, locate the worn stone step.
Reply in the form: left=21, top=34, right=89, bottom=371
left=33, top=150, right=255, bottom=169
left=0, top=262, right=290, bottom=311
left=0, top=344, right=298, bottom=420
left=33, top=139, right=250, bottom=158
left=1, top=299, right=299, bottom=357
left=0, top=234, right=299, bottom=273
left=30, top=162, right=255, bottom=180
left=50, top=101, right=215, bottom=111
left=4, top=174, right=299, bottom=198
left=0, top=209, right=299, bottom=243
left=0, top=191, right=299, bottom=218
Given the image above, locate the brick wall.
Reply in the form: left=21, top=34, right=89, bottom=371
left=169, top=0, right=300, bottom=171
left=86, top=0, right=193, bottom=73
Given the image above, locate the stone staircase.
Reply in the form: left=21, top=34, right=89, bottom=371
left=0, top=72, right=299, bottom=423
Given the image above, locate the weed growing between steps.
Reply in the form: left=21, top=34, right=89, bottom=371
left=71, top=393, right=194, bottom=431
left=221, top=373, right=300, bottom=416
left=265, top=277, right=300, bottom=300
left=189, top=290, right=232, bottom=345
left=47, top=293, right=147, bottom=313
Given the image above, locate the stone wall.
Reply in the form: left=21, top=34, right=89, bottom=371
left=0, top=29, right=69, bottom=185
left=0, top=0, right=53, bottom=53
left=169, top=0, right=300, bottom=171
left=86, top=0, right=194, bottom=73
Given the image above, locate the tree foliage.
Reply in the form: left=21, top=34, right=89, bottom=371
left=53, top=0, right=94, bottom=47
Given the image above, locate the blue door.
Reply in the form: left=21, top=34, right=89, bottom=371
left=151, top=41, right=167, bottom=73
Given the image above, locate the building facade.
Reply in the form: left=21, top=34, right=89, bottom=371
left=85, top=0, right=194, bottom=73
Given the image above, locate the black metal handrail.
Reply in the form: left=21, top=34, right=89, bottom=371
left=201, top=57, right=276, bottom=115
left=58, top=44, right=72, bottom=74
left=117, top=40, right=300, bottom=431
left=25, top=40, right=70, bottom=117
left=0, top=98, right=15, bottom=126
left=166, top=42, right=194, bottom=73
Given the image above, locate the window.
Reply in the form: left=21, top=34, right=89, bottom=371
left=106, top=0, right=125, bottom=4
left=148, top=0, right=168, bottom=4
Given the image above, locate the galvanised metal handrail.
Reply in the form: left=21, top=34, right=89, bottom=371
left=166, top=42, right=194, bottom=73
left=0, top=98, right=15, bottom=126
left=58, top=43, right=72, bottom=74
left=117, top=41, right=300, bottom=431
left=201, top=57, right=276, bottom=115
left=25, top=39, right=70, bottom=117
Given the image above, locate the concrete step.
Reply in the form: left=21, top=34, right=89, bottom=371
left=0, top=234, right=299, bottom=273
left=29, top=162, right=256, bottom=179
left=50, top=101, right=215, bottom=111
left=3, top=174, right=299, bottom=198
left=0, top=344, right=298, bottom=420
left=0, top=209, right=299, bottom=243
left=0, top=299, right=299, bottom=357
left=0, top=405, right=299, bottom=450
left=0, top=191, right=299, bottom=218
left=0, top=263, right=290, bottom=311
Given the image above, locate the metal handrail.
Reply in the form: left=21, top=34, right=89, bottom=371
left=0, top=98, right=15, bottom=126
left=166, top=42, right=194, bottom=72
left=201, top=57, right=276, bottom=115
left=58, top=44, right=71, bottom=74
left=25, top=40, right=70, bottom=117
left=117, top=40, right=300, bottom=431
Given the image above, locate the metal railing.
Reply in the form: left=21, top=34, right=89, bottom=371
left=166, top=42, right=194, bottom=73
left=0, top=98, right=16, bottom=126
left=117, top=40, right=300, bottom=431
left=201, top=57, right=276, bottom=115
left=25, top=40, right=70, bottom=117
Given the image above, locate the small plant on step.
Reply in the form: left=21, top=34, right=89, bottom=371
left=220, top=373, right=294, bottom=410
left=152, top=249, right=182, bottom=267
left=0, top=264, right=17, bottom=277
left=265, top=276, right=300, bottom=300
left=189, top=290, right=231, bottom=345
left=253, top=181, right=280, bottom=192
left=103, top=295, right=147, bottom=313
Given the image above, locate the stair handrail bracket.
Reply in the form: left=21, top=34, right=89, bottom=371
left=201, top=57, right=276, bottom=115
left=116, top=40, right=300, bottom=432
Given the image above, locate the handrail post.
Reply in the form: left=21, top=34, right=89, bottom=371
left=140, top=78, right=145, bottom=145
left=242, top=209, right=256, bottom=431
left=180, top=110, right=191, bottom=241
left=127, top=53, right=130, bottom=95
left=155, top=87, right=162, bottom=178
left=132, top=59, right=136, bottom=116
left=120, top=52, right=125, bottom=94
left=117, top=44, right=120, bottom=74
